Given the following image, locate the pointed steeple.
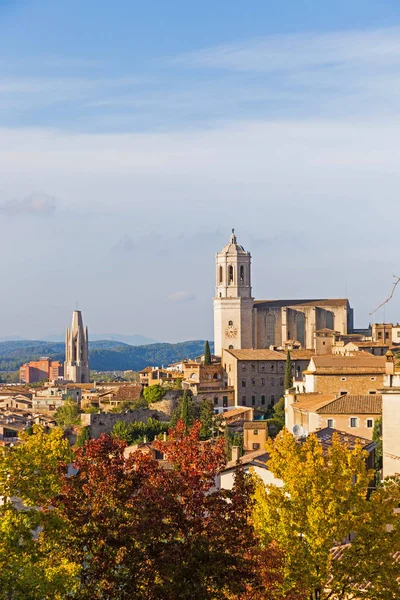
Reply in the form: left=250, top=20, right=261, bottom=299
left=64, top=310, right=90, bottom=383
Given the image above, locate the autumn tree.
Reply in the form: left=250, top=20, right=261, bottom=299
left=251, top=429, right=400, bottom=599
left=0, top=425, right=78, bottom=599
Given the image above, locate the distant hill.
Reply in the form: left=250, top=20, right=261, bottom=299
left=42, top=333, right=159, bottom=345
left=0, top=339, right=213, bottom=372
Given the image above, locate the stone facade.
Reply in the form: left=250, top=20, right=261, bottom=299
left=222, top=348, right=312, bottom=408
left=213, top=232, right=353, bottom=356
left=65, top=310, right=90, bottom=384
left=304, top=355, right=386, bottom=396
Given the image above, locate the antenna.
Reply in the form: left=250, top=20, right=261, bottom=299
left=293, top=424, right=304, bottom=437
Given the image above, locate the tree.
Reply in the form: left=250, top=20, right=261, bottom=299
left=48, top=422, right=270, bottom=599
left=143, top=384, right=166, bottom=404
left=284, top=350, right=293, bottom=390
left=251, top=429, right=400, bottom=599
left=204, top=340, right=212, bottom=365
left=199, top=398, right=214, bottom=439
left=76, top=425, right=92, bottom=447
left=112, top=420, right=134, bottom=443
left=373, top=416, right=382, bottom=479
left=0, top=425, right=78, bottom=599
left=54, top=398, right=81, bottom=428
left=180, top=390, right=194, bottom=432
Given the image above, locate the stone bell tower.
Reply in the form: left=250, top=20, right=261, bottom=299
left=64, top=310, right=90, bottom=383
left=213, top=230, right=254, bottom=356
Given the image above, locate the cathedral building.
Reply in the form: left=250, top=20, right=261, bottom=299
left=214, top=231, right=353, bottom=356
left=64, top=310, right=90, bottom=383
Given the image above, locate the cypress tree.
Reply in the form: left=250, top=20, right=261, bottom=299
left=204, top=340, right=212, bottom=365
left=284, top=350, right=293, bottom=391
left=180, top=390, right=194, bottom=432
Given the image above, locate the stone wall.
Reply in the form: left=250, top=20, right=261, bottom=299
left=81, top=390, right=182, bottom=438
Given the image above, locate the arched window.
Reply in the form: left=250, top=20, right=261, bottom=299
left=219, top=266, right=223, bottom=284
left=326, top=311, right=334, bottom=330
left=229, top=345, right=234, bottom=349
left=266, top=312, right=276, bottom=347
left=228, top=320, right=233, bottom=326
left=229, top=265, right=234, bottom=284
left=296, top=312, right=305, bottom=347
left=240, top=265, right=244, bottom=284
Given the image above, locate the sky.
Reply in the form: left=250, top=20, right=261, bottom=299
left=1, top=0, right=400, bottom=342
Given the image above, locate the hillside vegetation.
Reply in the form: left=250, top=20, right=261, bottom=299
left=0, top=339, right=212, bottom=372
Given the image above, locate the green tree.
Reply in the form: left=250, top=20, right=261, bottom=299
left=251, top=429, right=400, bottom=599
left=373, top=416, right=382, bottom=478
left=143, top=384, right=166, bottom=404
left=199, top=399, right=214, bottom=440
left=284, top=350, right=293, bottom=390
left=76, top=426, right=91, bottom=447
left=180, top=390, right=194, bottom=433
left=203, top=340, right=212, bottom=365
left=111, top=421, right=133, bottom=444
left=54, top=399, right=81, bottom=428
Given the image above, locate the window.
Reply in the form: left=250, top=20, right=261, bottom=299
left=270, top=394, right=275, bottom=404
left=241, top=363, right=246, bottom=371
left=340, top=391, right=347, bottom=396
left=397, top=331, right=400, bottom=338
left=341, top=377, right=346, bottom=381
left=242, top=396, right=247, bottom=405
left=219, top=266, right=223, bottom=284
left=327, top=419, right=334, bottom=428
left=228, top=320, right=233, bottom=326
left=252, top=443, right=260, bottom=450
left=229, top=265, right=234, bottom=283
left=251, top=363, right=255, bottom=371
left=326, top=311, right=334, bottom=330
left=280, top=378, right=284, bottom=386
left=270, top=364, right=275, bottom=371
left=261, top=395, right=265, bottom=405
left=155, top=450, right=164, bottom=460
left=271, top=378, right=275, bottom=386
left=240, top=265, right=244, bottom=284
left=266, top=313, right=276, bottom=346
left=369, top=390, right=377, bottom=395
left=223, top=396, right=228, bottom=408
left=214, top=397, right=218, bottom=405
left=253, top=429, right=259, bottom=435
left=261, top=377, right=265, bottom=385
left=370, top=377, right=376, bottom=381
left=251, top=378, right=256, bottom=386
left=296, top=312, right=305, bottom=347
left=350, top=417, right=358, bottom=428
left=228, top=345, right=234, bottom=349
left=242, top=379, right=246, bottom=387
left=252, top=395, right=256, bottom=405
left=367, top=419, right=374, bottom=428
left=260, top=363, right=265, bottom=372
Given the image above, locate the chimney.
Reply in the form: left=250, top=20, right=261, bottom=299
left=143, top=435, right=147, bottom=443
left=231, top=446, right=240, bottom=463
left=163, top=432, right=167, bottom=441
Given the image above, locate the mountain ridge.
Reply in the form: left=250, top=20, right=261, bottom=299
left=0, top=339, right=213, bottom=373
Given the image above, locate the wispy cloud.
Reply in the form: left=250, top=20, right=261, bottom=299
left=167, top=291, right=196, bottom=303
left=169, top=27, right=400, bottom=72
left=0, top=192, right=57, bottom=216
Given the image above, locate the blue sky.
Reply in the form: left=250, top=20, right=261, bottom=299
left=1, top=0, right=400, bottom=341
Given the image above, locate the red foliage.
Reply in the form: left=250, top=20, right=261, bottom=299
left=49, top=422, right=282, bottom=599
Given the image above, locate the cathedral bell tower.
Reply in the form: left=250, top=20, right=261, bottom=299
left=64, top=310, right=90, bottom=383
left=213, top=230, right=254, bottom=356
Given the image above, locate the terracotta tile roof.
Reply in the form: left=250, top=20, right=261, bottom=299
left=254, top=298, right=349, bottom=309
left=290, top=350, right=316, bottom=360
left=355, top=341, right=389, bottom=347
left=244, top=421, right=268, bottom=430
left=309, top=355, right=386, bottom=374
left=317, top=395, right=382, bottom=415
left=222, top=406, right=253, bottom=419
left=293, top=393, right=337, bottom=412
left=224, top=349, right=286, bottom=361
left=224, top=449, right=270, bottom=470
